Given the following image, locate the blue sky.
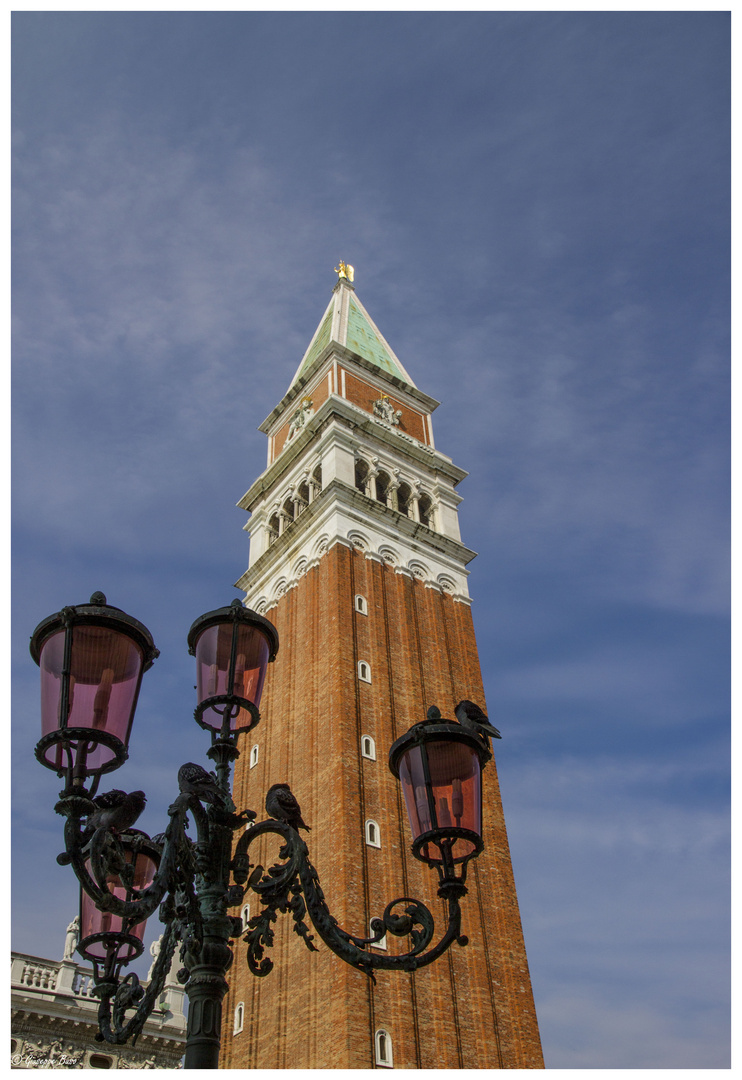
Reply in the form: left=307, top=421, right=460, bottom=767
left=11, top=10, right=729, bottom=1069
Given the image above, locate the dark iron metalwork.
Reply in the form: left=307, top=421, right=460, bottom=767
left=30, top=592, right=159, bottom=792
left=389, top=714, right=492, bottom=890
left=31, top=596, right=492, bottom=1069
left=187, top=599, right=279, bottom=736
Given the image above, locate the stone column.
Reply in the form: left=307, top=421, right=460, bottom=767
left=366, top=459, right=379, bottom=502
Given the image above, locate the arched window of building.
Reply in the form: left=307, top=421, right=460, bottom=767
left=365, top=819, right=381, bottom=848
left=358, top=661, right=371, bottom=683
left=375, top=1029, right=393, bottom=1067
left=355, top=458, right=370, bottom=494
left=250, top=744, right=259, bottom=769
left=375, top=470, right=391, bottom=506
left=312, top=462, right=323, bottom=493
left=396, top=482, right=412, bottom=518
left=241, top=903, right=250, bottom=932
left=268, top=513, right=280, bottom=546
left=234, top=1002, right=244, bottom=1035
left=418, top=493, right=434, bottom=529
left=355, top=594, right=368, bottom=615
left=282, top=495, right=296, bottom=523
left=361, top=735, right=376, bottom=760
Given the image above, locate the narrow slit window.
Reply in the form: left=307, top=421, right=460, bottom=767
left=370, top=920, right=387, bottom=950
left=358, top=661, right=371, bottom=683
left=241, top=904, right=250, bottom=932
left=365, top=819, right=381, bottom=848
left=250, top=744, right=259, bottom=769
left=361, top=735, right=376, bottom=760
left=375, top=1029, right=393, bottom=1068
left=234, top=1002, right=244, bottom=1035
left=355, top=594, right=368, bottom=615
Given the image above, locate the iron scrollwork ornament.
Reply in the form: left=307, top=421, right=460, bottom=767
left=56, top=760, right=474, bottom=1053
left=231, top=814, right=468, bottom=983
left=29, top=581, right=491, bottom=1073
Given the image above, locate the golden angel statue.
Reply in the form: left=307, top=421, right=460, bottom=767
left=334, top=261, right=354, bottom=282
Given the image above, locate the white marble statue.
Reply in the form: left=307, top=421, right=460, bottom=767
left=62, top=916, right=79, bottom=961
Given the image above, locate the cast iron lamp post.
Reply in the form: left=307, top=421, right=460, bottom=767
left=30, top=592, right=494, bottom=1069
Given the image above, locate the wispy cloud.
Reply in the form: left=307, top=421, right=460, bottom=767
left=500, top=753, right=728, bottom=1067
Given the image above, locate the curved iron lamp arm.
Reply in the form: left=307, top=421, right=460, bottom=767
left=55, top=793, right=203, bottom=927
left=232, top=817, right=469, bottom=983
left=95, top=914, right=181, bottom=1046
left=53, top=777, right=243, bottom=1055
left=54, top=771, right=476, bottom=1067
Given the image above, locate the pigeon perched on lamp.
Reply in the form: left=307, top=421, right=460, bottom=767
left=454, top=700, right=502, bottom=741
left=265, top=783, right=311, bottom=831
left=85, top=789, right=147, bottom=835
left=177, top=762, right=224, bottom=805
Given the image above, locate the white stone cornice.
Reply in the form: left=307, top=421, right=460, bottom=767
left=236, top=477, right=474, bottom=611
left=240, top=398, right=467, bottom=515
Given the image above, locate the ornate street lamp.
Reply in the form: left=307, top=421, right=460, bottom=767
left=390, top=707, right=491, bottom=891
left=30, top=591, right=158, bottom=790
left=187, top=601, right=279, bottom=738
left=78, top=833, right=161, bottom=976
left=30, top=593, right=496, bottom=1069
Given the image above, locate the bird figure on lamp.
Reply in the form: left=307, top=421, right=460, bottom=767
left=84, top=789, right=147, bottom=837
left=265, top=783, right=311, bottom=831
left=177, top=762, right=224, bottom=805
left=454, top=700, right=502, bottom=742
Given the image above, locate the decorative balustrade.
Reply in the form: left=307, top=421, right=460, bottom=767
left=20, top=961, right=57, bottom=990
left=73, top=971, right=96, bottom=997
left=12, top=954, right=152, bottom=1000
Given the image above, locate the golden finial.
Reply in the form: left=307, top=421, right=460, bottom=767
left=334, top=261, right=354, bottom=283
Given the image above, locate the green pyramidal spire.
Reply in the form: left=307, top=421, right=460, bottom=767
left=288, top=266, right=417, bottom=389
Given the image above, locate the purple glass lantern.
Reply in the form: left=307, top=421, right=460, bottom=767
left=187, top=600, right=279, bottom=736
left=30, top=593, right=158, bottom=785
left=389, top=711, right=492, bottom=883
left=78, top=834, right=160, bottom=973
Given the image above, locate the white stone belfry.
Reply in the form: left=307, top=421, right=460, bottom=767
left=236, top=272, right=476, bottom=611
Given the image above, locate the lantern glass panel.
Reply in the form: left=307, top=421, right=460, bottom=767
left=39, top=626, right=144, bottom=771
left=194, top=622, right=271, bottom=731
left=80, top=849, right=158, bottom=961
left=398, top=739, right=482, bottom=861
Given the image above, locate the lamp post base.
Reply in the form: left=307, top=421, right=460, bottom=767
left=183, top=938, right=233, bottom=1070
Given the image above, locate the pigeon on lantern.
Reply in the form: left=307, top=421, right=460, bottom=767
left=265, top=783, right=311, bottom=831
left=177, top=762, right=224, bottom=805
left=454, top=700, right=502, bottom=741
left=85, top=789, right=147, bottom=836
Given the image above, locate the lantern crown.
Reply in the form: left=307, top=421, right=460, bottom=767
left=30, top=593, right=159, bottom=783
left=29, top=591, right=159, bottom=671
left=187, top=600, right=279, bottom=736
left=388, top=705, right=493, bottom=887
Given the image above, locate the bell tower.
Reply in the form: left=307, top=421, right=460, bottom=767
left=220, top=267, right=543, bottom=1068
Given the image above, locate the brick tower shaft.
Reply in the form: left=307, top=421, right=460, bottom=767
left=221, top=270, right=543, bottom=1068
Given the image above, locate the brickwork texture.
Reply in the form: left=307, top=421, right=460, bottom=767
left=220, top=544, right=543, bottom=1069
